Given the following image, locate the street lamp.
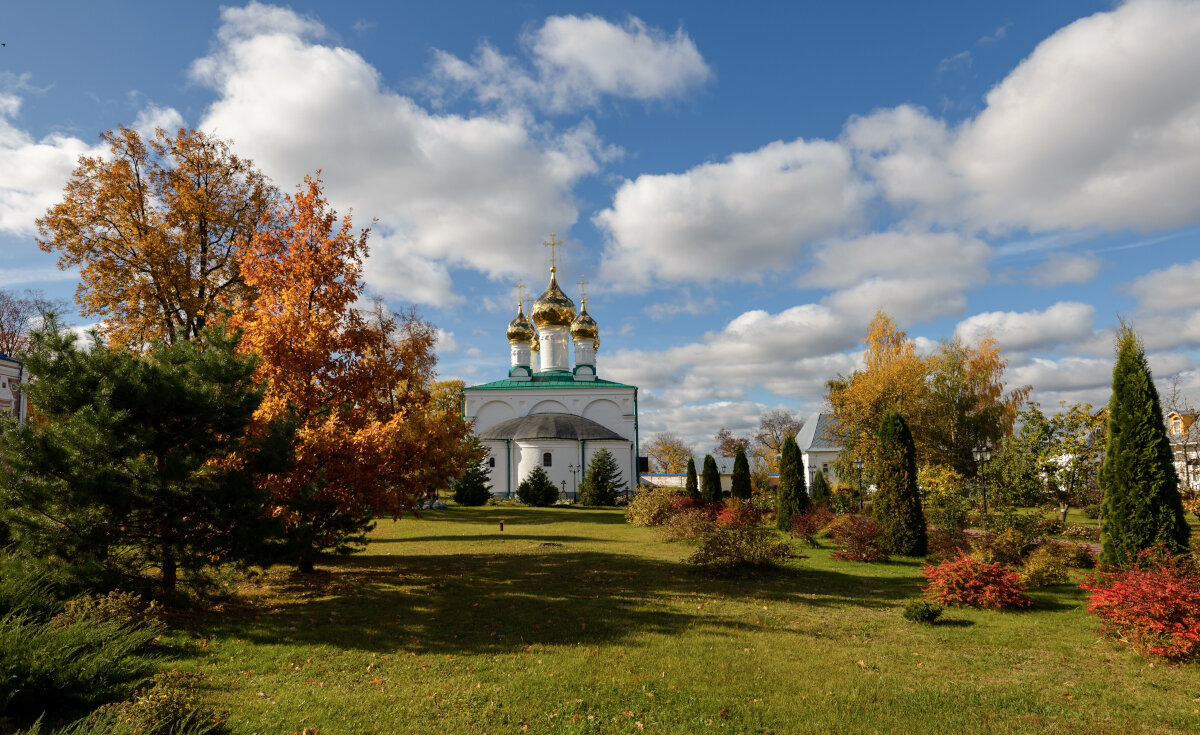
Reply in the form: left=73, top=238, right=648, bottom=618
left=568, top=463, right=578, bottom=501
left=972, top=445, right=992, bottom=515
left=853, top=458, right=865, bottom=512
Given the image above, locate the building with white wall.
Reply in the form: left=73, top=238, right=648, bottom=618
left=0, top=352, right=27, bottom=425
left=796, top=413, right=842, bottom=488
left=463, top=262, right=638, bottom=500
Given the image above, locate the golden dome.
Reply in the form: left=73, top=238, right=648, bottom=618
left=530, top=268, right=576, bottom=328
left=506, top=303, right=535, bottom=343
left=570, top=303, right=599, bottom=341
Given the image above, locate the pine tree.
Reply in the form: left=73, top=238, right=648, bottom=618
left=701, top=454, right=722, bottom=503
left=731, top=444, right=752, bottom=500
left=0, top=317, right=281, bottom=594
left=810, top=469, right=832, bottom=508
left=579, top=449, right=626, bottom=506
left=517, top=466, right=559, bottom=507
left=873, top=410, right=927, bottom=556
left=1099, top=325, right=1190, bottom=566
left=685, top=457, right=700, bottom=500
left=452, top=460, right=493, bottom=506
left=776, top=433, right=809, bottom=530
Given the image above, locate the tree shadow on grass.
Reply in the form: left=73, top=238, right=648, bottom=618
left=182, top=548, right=925, bottom=657
left=369, top=534, right=607, bottom=545
left=418, top=506, right=627, bottom=527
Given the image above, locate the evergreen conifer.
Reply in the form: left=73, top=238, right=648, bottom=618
left=685, top=457, right=700, bottom=500
left=730, top=444, right=752, bottom=500
left=579, top=449, right=625, bottom=506
left=701, top=454, right=722, bottom=503
left=1099, top=325, right=1190, bottom=566
left=452, top=461, right=493, bottom=506
left=873, top=410, right=927, bottom=556
left=776, top=433, right=809, bottom=530
left=810, top=469, right=832, bottom=508
left=517, top=466, right=559, bottom=506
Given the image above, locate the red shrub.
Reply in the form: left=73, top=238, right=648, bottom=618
left=669, top=495, right=701, bottom=514
left=1079, top=547, right=1200, bottom=661
left=715, top=501, right=762, bottom=529
left=791, top=506, right=835, bottom=547
left=920, top=552, right=1031, bottom=609
left=828, top=514, right=889, bottom=562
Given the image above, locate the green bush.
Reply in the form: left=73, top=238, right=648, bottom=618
left=451, top=462, right=493, bottom=506
left=1063, top=524, right=1102, bottom=542
left=516, top=467, right=559, bottom=507
left=660, top=507, right=715, bottom=543
left=89, top=670, right=231, bottom=735
left=902, top=598, right=943, bottom=624
left=52, top=591, right=158, bottom=631
left=971, top=528, right=1033, bottom=566
left=625, top=486, right=680, bottom=527
left=0, top=558, right=61, bottom=620
left=1082, top=504, right=1102, bottom=520
left=1019, top=545, right=1072, bottom=587
left=579, top=449, right=625, bottom=506
left=925, top=527, right=973, bottom=565
left=686, top=525, right=791, bottom=573
left=873, top=410, right=927, bottom=556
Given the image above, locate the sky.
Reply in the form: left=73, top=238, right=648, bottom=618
left=3, top=0, right=1200, bottom=453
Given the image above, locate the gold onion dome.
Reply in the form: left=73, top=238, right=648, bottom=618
left=530, top=268, right=576, bottom=328
left=506, top=304, right=535, bottom=343
left=570, top=303, right=599, bottom=341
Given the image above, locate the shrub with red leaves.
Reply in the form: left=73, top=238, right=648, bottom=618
left=790, top=506, right=835, bottom=547
left=715, top=501, right=763, bottom=529
left=1079, top=547, right=1200, bottom=660
left=828, top=514, right=889, bottom=562
left=919, top=552, right=1031, bottom=609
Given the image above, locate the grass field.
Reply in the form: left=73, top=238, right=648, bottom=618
left=168, top=505, right=1200, bottom=734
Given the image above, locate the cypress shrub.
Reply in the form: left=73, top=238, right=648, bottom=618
left=775, top=433, right=809, bottom=530
left=730, top=444, right=752, bottom=500
left=579, top=449, right=625, bottom=506
left=1099, top=325, right=1191, bottom=567
left=685, top=457, right=700, bottom=500
left=451, top=462, right=493, bottom=506
left=874, top=410, right=927, bottom=556
left=516, top=466, right=559, bottom=507
left=700, top=454, right=722, bottom=504
left=810, top=469, right=832, bottom=508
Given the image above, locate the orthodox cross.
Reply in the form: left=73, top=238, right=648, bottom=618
left=514, top=280, right=528, bottom=311
left=577, top=275, right=589, bottom=307
left=543, top=232, right=561, bottom=271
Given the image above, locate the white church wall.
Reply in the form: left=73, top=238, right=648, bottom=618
left=802, top=450, right=841, bottom=488
left=583, top=440, right=635, bottom=496
left=464, top=387, right=637, bottom=441
left=516, top=439, right=578, bottom=501
left=529, top=399, right=570, bottom=414
left=475, top=400, right=516, bottom=429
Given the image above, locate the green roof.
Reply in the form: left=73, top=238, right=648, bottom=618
left=464, top=372, right=636, bottom=390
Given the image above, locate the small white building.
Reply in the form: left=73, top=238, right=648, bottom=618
left=796, top=413, right=842, bottom=488
left=0, top=352, right=27, bottom=425
left=463, top=262, right=638, bottom=499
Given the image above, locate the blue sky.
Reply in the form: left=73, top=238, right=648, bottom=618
left=3, top=0, right=1200, bottom=452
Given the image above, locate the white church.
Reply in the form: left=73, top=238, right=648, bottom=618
left=0, top=352, right=27, bottom=425
left=463, top=254, right=639, bottom=499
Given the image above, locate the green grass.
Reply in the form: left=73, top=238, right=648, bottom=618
left=166, top=505, right=1200, bottom=734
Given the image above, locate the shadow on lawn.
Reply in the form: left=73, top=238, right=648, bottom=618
left=187, top=545, right=925, bottom=656
left=417, top=506, right=628, bottom=526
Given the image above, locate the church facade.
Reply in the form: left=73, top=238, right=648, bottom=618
left=0, top=352, right=27, bottom=425
left=463, top=261, right=638, bottom=499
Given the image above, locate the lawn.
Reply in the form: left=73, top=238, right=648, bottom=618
left=168, top=505, right=1200, bottom=734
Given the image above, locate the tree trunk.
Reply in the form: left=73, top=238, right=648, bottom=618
left=1060, top=504, right=1070, bottom=524
left=161, top=541, right=177, bottom=593
left=298, top=545, right=316, bottom=574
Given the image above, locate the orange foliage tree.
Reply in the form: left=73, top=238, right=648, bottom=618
left=230, top=175, right=476, bottom=572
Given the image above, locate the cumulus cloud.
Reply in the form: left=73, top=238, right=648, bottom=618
left=954, top=302, right=1097, bottom=353
left=131, top=104, right=184, bottom=138
left=192, top=2, right=605, bottom=305
left=850, top=0, right=1200, bottom=233
left=1028, top=252, right=1102, bottom=286
left=596, top=138, right=864, bottom=288
left=1127, top=259, right=1200, bottom=313
left=432, top=14, right=710, bottom=112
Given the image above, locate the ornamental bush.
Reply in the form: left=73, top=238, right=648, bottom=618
left=660, top=508, right=714, bottom=543
left=451, top=462, right=493, bottom=506
left=873, top=411, right=927, bottom=556
left=828, top=515, right=889, bottom=562
left=625, top=486, right=681, bottom=527
left=89, top=670, right=232, bottom=735
left=579, top=449, right=625, bottom=506
left=970, top=528, right=1034, bottom=566
left=1079, top=546, right=1200, bottom=660
left=920, top=553, right=1031, bottom=609
left=715, top=501, right=762, bottom=529
left=790, top=506, right=835, bottom=547
left=701, top=454, right=722, bottom=504
left=686, top=525, right=791, bottom=573
left=517, top=466, right=559, bottom=506
left=1063, top=524, right=1102, bottom=542
left=902, top=599, right=944, bottom=625
left=925, top=527, right=973, bottom=565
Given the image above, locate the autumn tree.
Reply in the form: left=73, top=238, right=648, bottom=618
left=751, top=408, right=803, bottom=473
left=230, top=175, right=475, bottom=573
left=1099, top=325, right=1190, bottom=566
left=645, top=431, right=691, bottom=474
left=1020, top=402, right=1107, bottom=522
left=713, top=428, right=748, bottom=458
left=0, top=290, right=58, bottom=357
left=37, top=126, right=277, bottom=349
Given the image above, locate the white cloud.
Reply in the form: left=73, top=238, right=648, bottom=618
left=132, top=104, right=184, bottom=138
left=432, top=14, right=710, bottom=112
left=0, top=94, right=101, bottom=236
left=192, top=3, right=605, bottom=306
left=955, top=302, right=1097, bottom=353
left=850, top=0, right=1200, bottom=233
left=1028, top=252, right=1101, bottom=286
left=1127, top=259, right=1200, bottom=312
left=596, top=138, right=864, bottom=288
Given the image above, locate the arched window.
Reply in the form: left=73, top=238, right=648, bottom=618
left=488, top=457, right=495, bottom=468
left=543, top=452, right=553, bottom=467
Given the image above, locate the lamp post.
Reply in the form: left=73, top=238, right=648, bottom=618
left=568, top=463, right=578, bottom=501
left=972, top=445, right=992, bottom=516
left=853, top=458, right=865, bottom=512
